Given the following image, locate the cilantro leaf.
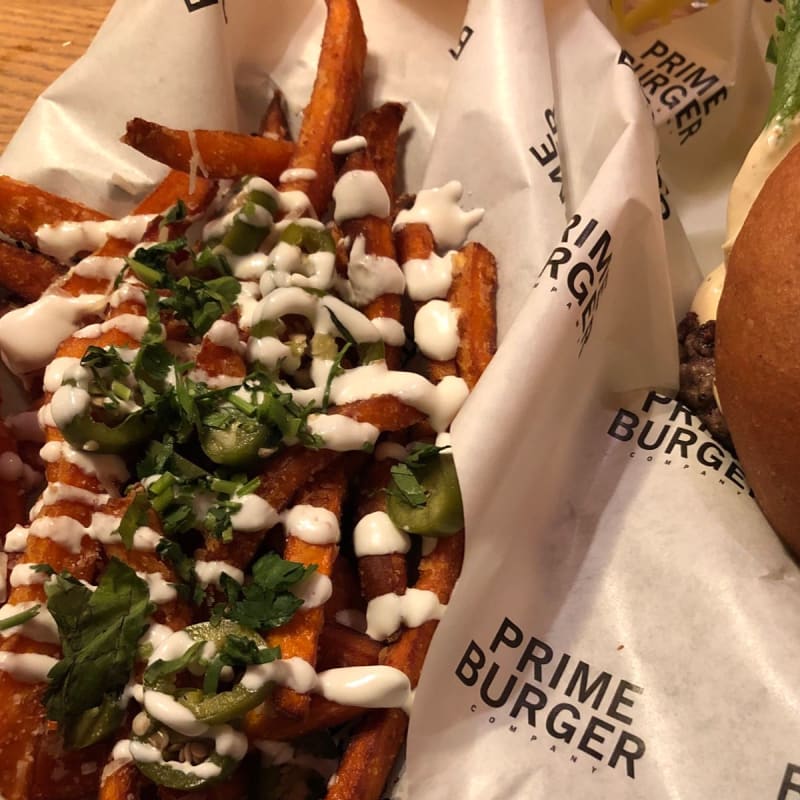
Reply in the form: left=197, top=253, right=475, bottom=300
left=116, top=491, right=150, bottom=549
left=161, top=199, right=187, bottom=227
left=156, top=538, right=204, bottom=605
left=767, top=0, right=800, bottom=124
left=213, top=554, right=315, bottom=631
left=44, top=559, right=154, bottom=747
left=386, top=443, right=449, bottom=509
left=387, top=463, right=428, bottom=508
left=143, top=640, right=206, bottom=687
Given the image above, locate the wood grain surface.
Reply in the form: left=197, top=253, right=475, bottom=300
left=0, top=2, right=113, bottom=153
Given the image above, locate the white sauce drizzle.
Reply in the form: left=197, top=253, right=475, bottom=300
left=365, top=588, right=447, bottom=641
left=194, top=560, right=245, bottom=589
left=305, top=413, right=379, bottom=452
left=414, top=300, right=460, bottom=361
left=331, top=135, right=367, bottom=155
left=0, top=601, right=59, bottom=643
left=0, top=651, right=57, bottom=683
left=291, top=572, right=333, bottom=610
left=36, top=215, right=156, bottom=263
left=73, top=255, right=126, bottom=281
left=332, top=171, right=390, bottom=223
left=393, top=181, right=484, bottom=250
left=9, top=563, right=48, bottom=587
left=206, top=320, right=244, bottom=355
left=40, top=441, right=129, bottom=490
left=403, top=251, right=455, bottom=301
left=327, top=363, right=468, bottom=433
left=280, top=168, right=318, bottom=183
left=353, top=511, right=411, bottom=557
left=282, top=504, right=341, bottom=545
left=73, top=313, right=150, bottom=342
left=0, top=293, right=107, bottom=374
left=43, top=356, right=88, bottom=393
left=336, top=235, right=405, bottom=307
left=370, top=317, right=406, bottom=347
left=230, top=494, right=279, bottom=533
left=13, top=513, right=158, bottom=554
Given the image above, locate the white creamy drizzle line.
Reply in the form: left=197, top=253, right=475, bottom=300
left=74, top=313, right=152, bottom=342
left=0, top=601, right=58, bottom=643
left=0, top=293, right=107, bottom=375
left=239, top=658, right=415, bottom=715
left=353, top=511, right=410, bottom=557
left=332, top=170, right=391, bottom=224
left=39, top=440, right=129, bottom=493
left=0, top=651, right=58, bottom=683
left=5, top=514, right=160, bottom=555
left=414, top=299, right=460, bottom=361
left=331, top=135, right=367, bottom=155
left=291, top=572, right=333, bottom=610
left=365, top=588, right=447, bottom=641
left=393, top=181, right=484, bottom=251
left=402, top=250, right=456, bottom=302
left=335, top=234, right=405, bottom=307
left=194, top=560, right=245, bottom=589
left=36, top=215, right=156, bottom=264
left=281, top=504, right=341, bottom=545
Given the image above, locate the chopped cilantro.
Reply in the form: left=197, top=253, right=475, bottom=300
left=212, top=553, right=315, bottom=631
left=44, top=559, right=154, bottom=748
left=161, top=199, right=187, bottom=227
left=387, top=444, right=448, bottom=509
left=116, top=491, right=150, bottom=549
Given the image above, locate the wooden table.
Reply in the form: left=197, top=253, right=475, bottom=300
left=0, top=2, right=113, bottom=153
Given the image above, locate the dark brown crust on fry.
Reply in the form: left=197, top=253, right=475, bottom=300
left=0, top=241, right=61, bottom=302
left=279, top=0, right=367, bottom=215
left=267, top=459, right=357, bottom=719
left=451, top=243, right=498, bottom=389
left=0, top=175, right=107, bottom=248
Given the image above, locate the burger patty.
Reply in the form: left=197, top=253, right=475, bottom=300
left=677, top=311, right=735, bottom=454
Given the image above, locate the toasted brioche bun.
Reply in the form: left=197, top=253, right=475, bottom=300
left=716, top=142, right=800, bottom=556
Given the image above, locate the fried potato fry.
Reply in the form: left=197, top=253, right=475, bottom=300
left=451, top=243, right=498, bottom=389
left=0, top=176, right=107, bottom=248
left=339, top=104, right=406, bottom=368
left=279, top=0, right=367, bottom=215
left=0, top=241, right=62, bottom=303
left=355, top=458, right=408, bottom=612
left=122, top=118, right=293, bottom=181
left=260, top=89, right=291, bottom=141
left=267, top=460, right=355, bottom=719
left=316, top=621, right=380, bottom=670
left=99, top=761, right=141, bottom=800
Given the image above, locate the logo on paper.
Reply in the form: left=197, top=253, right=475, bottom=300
left=534, top=213, right=613, bottom=356
left=529, top=107, right=564, bottom=204
left=456, top=616, right=646, bottom=779
left=618, top=41, right=728, bottom=145
left=607, top=391, right=752, bottom=495
left=778, top=763, right=800, bottom=799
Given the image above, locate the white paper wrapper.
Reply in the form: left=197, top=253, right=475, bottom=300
left=2, top=1, right=798, bottom=798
